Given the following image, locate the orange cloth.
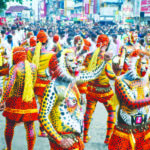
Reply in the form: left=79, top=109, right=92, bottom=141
left=37, top=30, right=48, bottom=43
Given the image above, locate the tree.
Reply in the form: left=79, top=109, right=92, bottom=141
left=11, top=0, right=23, bottom=4
left=0, top=0, right=24, bottom=13
left=0, top=0, right=7, bottom=13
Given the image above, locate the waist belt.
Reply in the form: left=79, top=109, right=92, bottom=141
left=116, top=121, right=150, bottom=133
left=120, top=109, right=148, bottom=126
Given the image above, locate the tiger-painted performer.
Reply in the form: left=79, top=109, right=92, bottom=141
left=0, top=47, right=38, bottom=150
left=27, top=30, right=54, bottom=137
left=116, top=30, right=142, bottom=75
left=39, top=48, right=112, bottom=150
left=109, top=52, right=150, bottom=150
left=83, top=34, right=116, bottom=144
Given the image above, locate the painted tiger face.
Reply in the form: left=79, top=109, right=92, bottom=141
left=136, top=57, right=149, bottom=77
left=65, top=53, right=79, bottom=77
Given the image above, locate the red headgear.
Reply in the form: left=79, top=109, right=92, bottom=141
left=13, top=47, right=26, bottom=64
left=30, top=36, right=37, bottom=47
left=53, top=35, right=59, bottom=43
left=96, top=34, right=109, bottom=47
left=37, top=30, right=48, bottom=43
left=83, top=39, right=91, bottom=51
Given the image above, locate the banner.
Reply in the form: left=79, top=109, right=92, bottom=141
left=141, top=0, right=150, bottom=15
left=85, top=4, right=89, bottom=14
left=93, top=0, right=97, bottom=14
left=84, top=0, right=89, bottom=14
left=40, top=0, right=47, bottom=18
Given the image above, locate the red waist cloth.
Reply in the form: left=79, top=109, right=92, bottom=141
left=3, top=97, right=38, bottom=122
left=34, top=78, right=50, bottom=97
left=50, top=136, right=84, bottom=150
left=109, top=125, right=150, bottom=150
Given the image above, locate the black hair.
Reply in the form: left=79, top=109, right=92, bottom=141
left=48, top=30, right=52, bottom=34
left=1, top=30, right=6, bottom=34
left=11, top=26, right=16, bottom=30
left=112, top=34, right=117, bottom=39
left=7, top=35, right=12, bottom=39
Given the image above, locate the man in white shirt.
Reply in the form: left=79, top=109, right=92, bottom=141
left=3, top=35, right=18, bottom=69
left=89, top=32, right=97, bottom=52
left=11, top=26, right=20, bottom=46
left=59, top=31, right=67, bottom=48
left=47, top=30, right=53, bottom=51
left=108, top=34, right=121, bottom=56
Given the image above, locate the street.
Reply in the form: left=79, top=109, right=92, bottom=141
left=0, top=102, right=108, bottom=150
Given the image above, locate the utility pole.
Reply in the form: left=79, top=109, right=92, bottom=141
left=64, top=0, right=67, bottom=16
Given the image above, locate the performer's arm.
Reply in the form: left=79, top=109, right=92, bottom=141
left=115, top=78, right=150, bottom=109
left=76, top=61, right=106, bottom=84
left=105, top=60, right=116, bottom=80
left=1, top=66, right=17, bottom=103
left=118, top=46, right=126, bottom=68
left=39, top=81, right=62, bottom=144
left=82, top=52, right=92, bottom=69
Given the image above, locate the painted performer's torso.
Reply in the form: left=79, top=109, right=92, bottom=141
left=9, top=62, right=36, bottom=97
left=27, top=46, right=53, bottom=78
left=50, top=78, right=83, bottom=134
left=117, top=74, right=150, bottom=126
left=86, top=52, right=109, bottom=86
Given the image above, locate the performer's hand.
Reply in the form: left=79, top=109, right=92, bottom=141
left=104, top=52, right=113, bottom=61
left=4, top=56, right=9, bottom=59
left=59, top=138, right=74, bottom=149
left=0, top=102, right=5, bottom=111
left=0, top=88, right=2, bottom=96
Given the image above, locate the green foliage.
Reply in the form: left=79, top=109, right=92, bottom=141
left=9, top=0, right=23, bottom=4
left=0, top=0, right=26, bottom=13
left=0, top=0, right=7, bottom=12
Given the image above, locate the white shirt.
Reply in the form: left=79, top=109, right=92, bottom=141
left=47, top=36, right=53, bottom=51
left=59, top=37, right=67, bottom=48
left=2, top=40, right=18, bottom=68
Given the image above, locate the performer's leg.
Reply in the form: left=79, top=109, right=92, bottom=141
left=5, top=118, right=16, bottom=150
left=38, top=96, right=47, bottom=137
left=24, top=121, right=36, bottom=150
left=83, top=98, right=97, bottom=143
left=104, top=101, right=116, bottom=144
